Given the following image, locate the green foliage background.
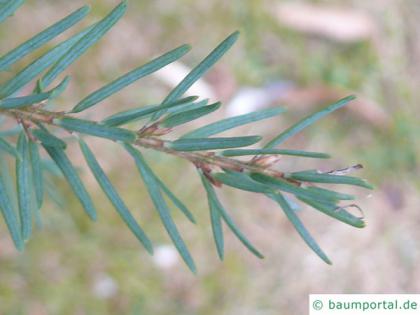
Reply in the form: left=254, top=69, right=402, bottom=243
left=0, top=0, right=419, bottom=314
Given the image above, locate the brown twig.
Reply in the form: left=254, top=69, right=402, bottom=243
left=1, top=106, right=301, bottom=185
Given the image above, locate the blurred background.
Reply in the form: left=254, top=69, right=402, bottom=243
left=0, top=0, right=419, bottom=314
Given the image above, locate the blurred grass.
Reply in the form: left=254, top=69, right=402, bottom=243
left=0, top=0, right=419, bottom=314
